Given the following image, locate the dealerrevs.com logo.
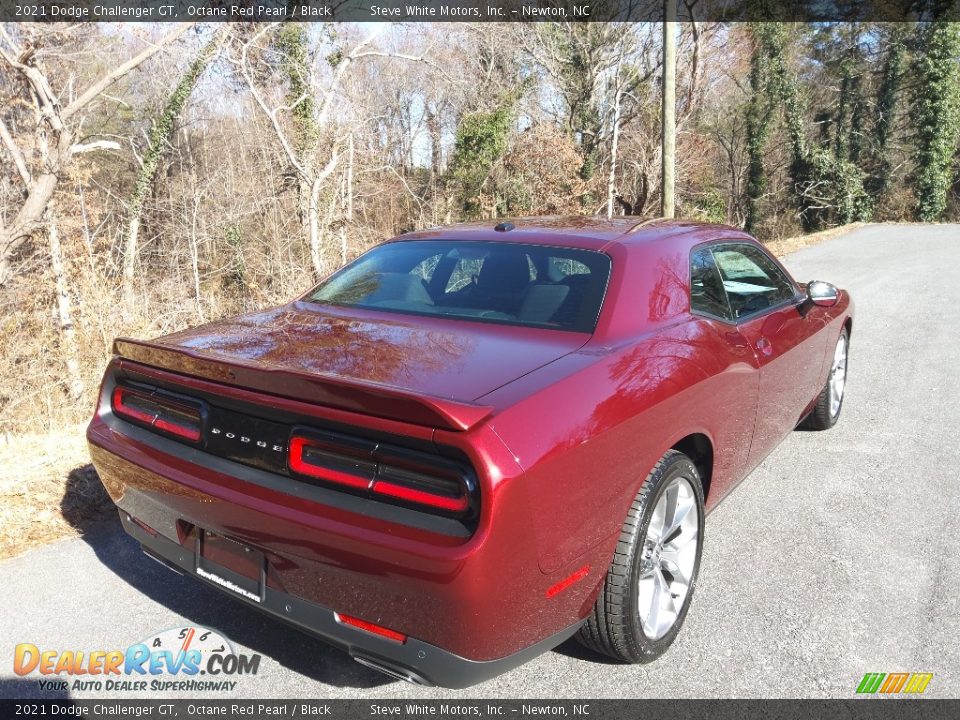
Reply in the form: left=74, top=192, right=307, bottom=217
left=14, top=626, right=261, bottom=693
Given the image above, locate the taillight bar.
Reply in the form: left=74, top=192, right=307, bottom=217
left=372, top=477, right=469, bottom=513
left=112, top=384, right=202, bottom=442
left=372, top=460, right=470, bottom=513
left=288, top=435, right=374, bottom=490
left=288, top=428, right=476, bottom=516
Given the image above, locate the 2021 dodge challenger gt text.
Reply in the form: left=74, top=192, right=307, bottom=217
left=86, top=217, right=853, bottom=687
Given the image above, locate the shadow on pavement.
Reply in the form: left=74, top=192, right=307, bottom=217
left=60, top=463, right=114, bottom=533
left=551, top=637, right=622, bottom=665
left=61, top=471, right=390, bottom=691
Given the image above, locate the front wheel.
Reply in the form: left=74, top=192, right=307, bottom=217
left=576, top=450, right=704, bottom=663
left=804, top=327, right=849, bottom=430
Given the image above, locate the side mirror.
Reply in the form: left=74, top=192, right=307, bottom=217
left=807, top=280, right=839, bottom=308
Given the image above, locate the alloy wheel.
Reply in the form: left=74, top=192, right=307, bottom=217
left=829, top=333, right=848, bottom=418
left=637, top=476, right=699, bottom=640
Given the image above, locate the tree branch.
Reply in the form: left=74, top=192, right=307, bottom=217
left=238, top=23, right=312, bottom=183
left=71, top=139, right=121, bottom=154
left=0, top=117, right=32, bottom=187
left=62, top=24, right=195, bottom=121
left=0, top=43, right=65, bottom=133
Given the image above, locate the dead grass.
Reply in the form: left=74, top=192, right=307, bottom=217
left=765, top=222, right=867, bottom=257
left=0, top=222, right=871, bottom=561
left=0, top=423, right=113, bottom=559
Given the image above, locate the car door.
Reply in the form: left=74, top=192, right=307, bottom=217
left=688, top=245, right=759, bottom=496
left=709, top=242, right=825, bottom=465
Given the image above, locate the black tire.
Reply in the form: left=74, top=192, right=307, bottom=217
left=576, top=450, right=705, bottom=663
left=803, top=327, right=849, bottom=431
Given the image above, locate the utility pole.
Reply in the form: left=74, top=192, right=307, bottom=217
left=661, top=0, right=677, bottom=218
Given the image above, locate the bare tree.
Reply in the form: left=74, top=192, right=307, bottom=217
left=122, top=26, right=230, bottom=307
left=0, top=24, right=194, bottom=285
left=237, top=23, right=429, bottom=277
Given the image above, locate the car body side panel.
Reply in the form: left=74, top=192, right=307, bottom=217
left=483, top=316, right=760, bottom=575
left=737, top=301, right=828, bottom=463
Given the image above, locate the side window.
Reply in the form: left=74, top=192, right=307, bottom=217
left=711, top=244, right=797, bottom=319
left=690, top=247, right=733, bottom=321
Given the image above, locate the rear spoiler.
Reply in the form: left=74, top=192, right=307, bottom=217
left=112, top=338, right=494, bottom=432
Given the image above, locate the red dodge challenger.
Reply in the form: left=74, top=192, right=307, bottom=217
left=87, top=217, right=853, bottom=687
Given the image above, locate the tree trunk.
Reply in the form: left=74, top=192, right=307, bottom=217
left=427, top=109, right=442, bottom=181
left=661, top=5, right=677, bottom=218
left=48, top=204, right=84, bottom=399
left=606, top=97, right=622, bottom=219
left=911, top=21, right=960, bottom=221
left=607, top=51, right=625, bottom=219
left=309, top=177, right=325, bottom=278
left=190, top=195, right=204, bottom=322
left=0, top=24, right=192, bottom=287
left=346, top=133, right=354, bottom=222
left=873, top=28, right=906, bottom=198
left=0, top=159, right=67, bottom=286
left=121, top=29, right=227, bottom=307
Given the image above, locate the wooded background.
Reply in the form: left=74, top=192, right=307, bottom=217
left=1, top=21, right=958, bottom=435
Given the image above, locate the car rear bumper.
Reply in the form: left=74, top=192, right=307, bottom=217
left=119, top=511, right=581, bottom=688
left=87, top=409, right=601, bottom=687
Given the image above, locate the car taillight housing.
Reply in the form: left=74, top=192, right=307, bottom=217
left=111, top=384, right=203, bottom=442
left=288, top=427, right=476, bottom=516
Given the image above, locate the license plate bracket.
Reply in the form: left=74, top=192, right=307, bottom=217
left=196, top=529, right=265, bottom=603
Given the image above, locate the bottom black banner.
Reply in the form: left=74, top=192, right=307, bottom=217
left=0, top=700, right=955, bottom=720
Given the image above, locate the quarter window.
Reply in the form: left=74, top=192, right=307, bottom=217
left=690, top=247, right=733, bottom=321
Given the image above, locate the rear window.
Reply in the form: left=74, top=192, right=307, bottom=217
left=307, top=240, right=611, bottom=333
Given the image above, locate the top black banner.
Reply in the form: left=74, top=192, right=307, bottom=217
left=3, top=0, right=960, bottom=22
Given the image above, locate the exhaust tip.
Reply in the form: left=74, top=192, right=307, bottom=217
left=352, top=655, right=432, bottom=686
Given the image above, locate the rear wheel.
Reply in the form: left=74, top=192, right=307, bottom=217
left=577, top=450, right=704, bottom=663
left=804, top=327, right=849, bottom=430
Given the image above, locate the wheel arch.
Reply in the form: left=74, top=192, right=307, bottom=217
left=670, top=432, right=713, bottom=505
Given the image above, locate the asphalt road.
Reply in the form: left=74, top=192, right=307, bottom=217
left=3, top=224, right=958, bottom=700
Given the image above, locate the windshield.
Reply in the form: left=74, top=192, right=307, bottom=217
left=308, top=240, right=611, bottom=333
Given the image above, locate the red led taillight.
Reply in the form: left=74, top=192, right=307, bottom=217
left=111, top=385, right=202, bottom=442
left=288, top=429, right=475, bottom=516
left=334, top=613, right=407, bottom=643
left=288, top=435, right=374, bottom=490
left=371, top=466, right=470, bottom=513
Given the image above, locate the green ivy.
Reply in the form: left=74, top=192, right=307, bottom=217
left=745, top=23, right=779, bottom=233
left=449, top=105, right=513, bottom=216
left=747, top=23, right=873, bottom=233
left=125, top=32, right=221, bottom=230
left=275, top=23, right=318, bottom=156
left=872, top=27, right=906, bottom=198
left=697, top=189, right=727, bottom=224
left=910, top=21, right=960, bottom=221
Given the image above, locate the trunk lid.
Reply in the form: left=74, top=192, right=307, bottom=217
left=115, top=302, right=588, bottom=430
